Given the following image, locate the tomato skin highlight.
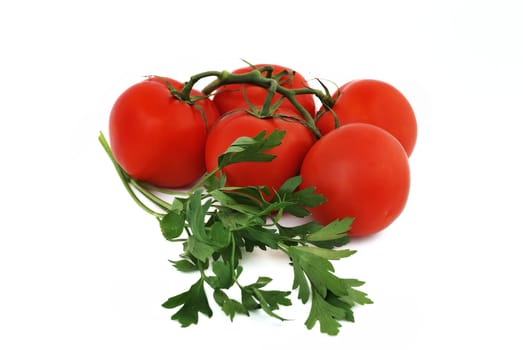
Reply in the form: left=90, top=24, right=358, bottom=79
left=316, top=79, right=417, bottom=157
left=212, top=64, right=316, bottom=118
left=300, top=123, right=410, bottom=237
left=205, top=110, right=316, bottom=195
left=109, top=77, right=219, bottom=188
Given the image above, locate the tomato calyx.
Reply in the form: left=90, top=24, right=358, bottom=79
left=312, top=78, right=341, bottom=129
left=148, top=75, right=211, bottom=106
left=164, top=79, right=187, bottom=102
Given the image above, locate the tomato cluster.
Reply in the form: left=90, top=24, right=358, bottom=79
left=109, top=64, right=417, bottom=237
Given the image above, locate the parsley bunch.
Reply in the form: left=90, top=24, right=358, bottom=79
left=99, top=130, right=371, bottom=336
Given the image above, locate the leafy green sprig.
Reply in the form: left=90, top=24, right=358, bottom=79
left=99, top=130, right=371, bottom=336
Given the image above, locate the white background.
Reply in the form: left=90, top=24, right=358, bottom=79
left=1, top=0, right=522, bottom=348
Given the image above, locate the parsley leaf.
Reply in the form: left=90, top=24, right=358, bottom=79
left=304, top=281, right=373, bottom=335
left=217, top=130, right=286, bottom=167
left=186, top=189, right=212, bottom=237
left=287, top=245, right=371, bottom=335
left=159, top=210, right=185, bottom=240
left=169, top=259, right=198, bottom=272
left=162, top=278, right=213, bottom=327
left=100, top=128, right=372, bottom=336
left=305, top=289, right=347, bottom=335
left=305, top=218, right=353, bottom=243
left=242, top=277, right=292, bottom=321
left=238, top=226, right=280, bottom=251
left=207, top=261, right=234, bottom=289
left=272, top=176, right=326, bottom=217
left=213, top=289, right=249, bottom=321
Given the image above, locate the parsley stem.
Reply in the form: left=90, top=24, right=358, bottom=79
left=231, top=233, right=238, bottom=278
left=197, top=260, right=208, bottom=280
left=277, top=242, right=290, bottom=254
left=133, top=181, right=190, bottom=197
left=98, top=132, right=164, bottom=218
left=129, top=178, right=171, bottom=211
left=189, top=167, right=221, bottom=194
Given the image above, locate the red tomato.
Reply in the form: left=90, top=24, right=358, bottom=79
left=316, top=79, right=417, bottom=157
left=109, top=76, right=220, bottom=188
left=300, top=123, right=410, bottom=237
left=205, top=109, right=316, bottom=195
left=212, top=64, right=316, bottom=118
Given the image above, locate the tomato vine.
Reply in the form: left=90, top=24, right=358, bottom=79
left=176, top=65, right=338, bottom=138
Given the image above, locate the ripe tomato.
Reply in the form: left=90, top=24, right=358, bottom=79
left=109, top=76, right=220, bottom=188
left=300, top=123, right=410, bottom=237
left=316, top=79, right=417, bottom=157
left=212, top=64, right=316, bottom=118
left=205, top=109, right=316, bottom=195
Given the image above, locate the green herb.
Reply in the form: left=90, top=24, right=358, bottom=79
left=99, top=130, right=371, bottom=336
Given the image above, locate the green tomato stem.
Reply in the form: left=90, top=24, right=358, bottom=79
left=175, top=65, right=338, bottom=138
left=260, top=79, right=279, bottom=116
left=198, top=68, right=330, bottom=138
left=180, top=70, right=223, bottom=100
